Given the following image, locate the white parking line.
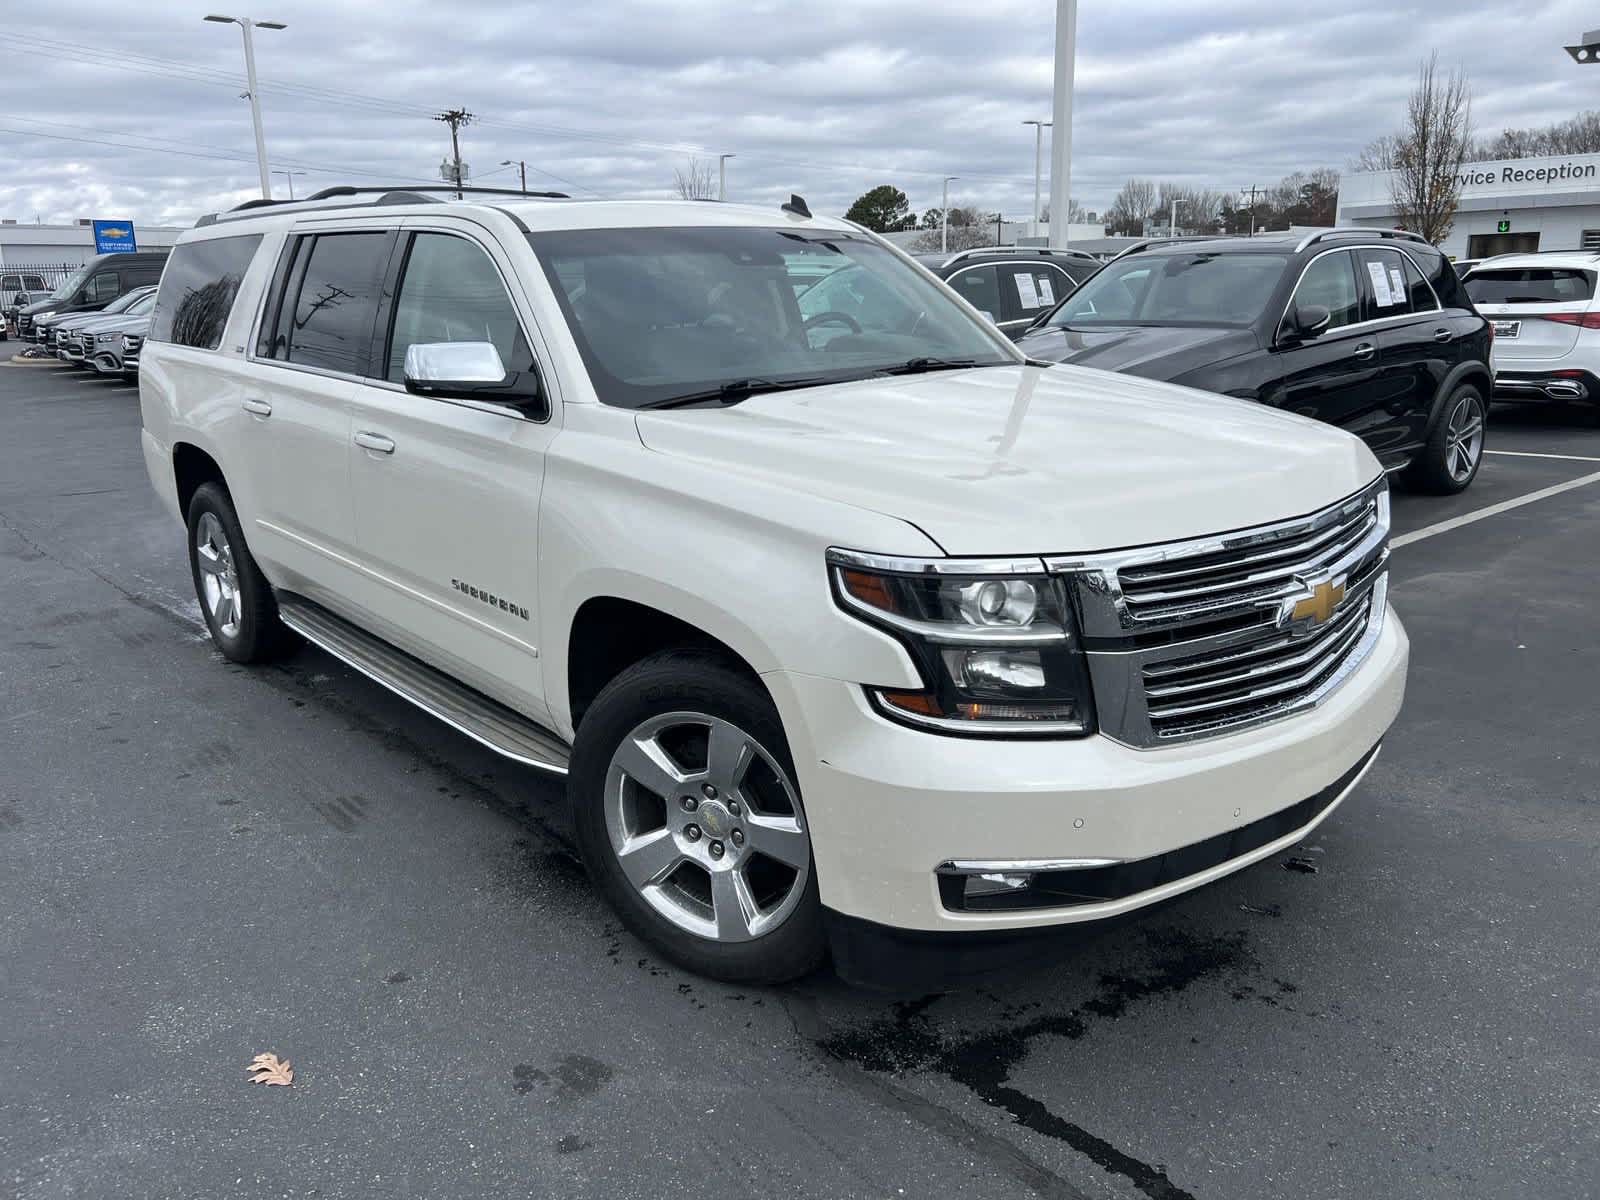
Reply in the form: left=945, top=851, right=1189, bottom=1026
left=1486, top=450, right=1600, bottom=464
left=1393, top=469, right=1600, bottom=547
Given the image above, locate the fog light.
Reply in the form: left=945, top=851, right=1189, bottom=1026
left=965, top=871, right=1034, bottom=899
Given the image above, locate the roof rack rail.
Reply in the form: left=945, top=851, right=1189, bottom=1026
left=940, top=245, right=1101, bottom=267
left=194, top=183, right=571, bottom=228
left=1110, top=234, right=1231, bottom=260
left=1293, top=227, right=1428, bottom=253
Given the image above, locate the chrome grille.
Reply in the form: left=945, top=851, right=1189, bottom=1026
left=1052, top=480, right=1391, bottom=747
left=1141, top=586, right=1376, bottom=740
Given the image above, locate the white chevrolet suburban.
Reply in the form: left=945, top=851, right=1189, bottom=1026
left=139, top=186, right=1408, bottom=984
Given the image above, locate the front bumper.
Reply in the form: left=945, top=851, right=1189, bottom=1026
left=765, top=606, right=1407, bottom=935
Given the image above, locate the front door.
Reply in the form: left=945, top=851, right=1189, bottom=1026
left=346, top=224, right=558, bottom=724
left=1267, top=249, right=1386, bottom=444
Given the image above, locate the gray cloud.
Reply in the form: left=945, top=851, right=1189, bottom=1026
left=0, top=0, right=1591, bottom=228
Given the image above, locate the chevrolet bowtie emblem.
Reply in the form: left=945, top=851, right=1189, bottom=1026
left=1290, top=579, right=1345, bottom=626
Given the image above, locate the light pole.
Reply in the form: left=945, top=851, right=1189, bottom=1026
left=718, top=154, right=736, bottom=201
left=272, top=169, right=305, bottom=199
left=501, top=159, right=528, bottom=194
left=941, top=175, right=959, bottom=253
left=1565, top=28, right=1600, bottom=62
left=1022, top=119, right=1052, bottom=239
left=1047, top=0, right=1077, bottom=250
left=1170, top=197, right=1187, bottom=240
left=204, top=14, right=285, bottom=199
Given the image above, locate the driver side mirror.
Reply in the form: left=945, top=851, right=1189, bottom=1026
left=403, top=342, right=543, bottom=413
left=1285, top=304, right=1331, bottom=342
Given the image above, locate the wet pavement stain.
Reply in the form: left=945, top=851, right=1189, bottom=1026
left=311, top=794, right=370, bottom=832
left=386, top=971, right=410, bottom=985
left=555, top=1135, right=591, bottom=1154
left=512, top=1054, right=614, bottom=1104
left=1281, top=856, right=1319, bottom=874
left=817, top=928, right=1255, bottom=1200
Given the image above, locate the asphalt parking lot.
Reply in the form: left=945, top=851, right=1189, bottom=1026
left=2, top=360, right=1597, bottom=1200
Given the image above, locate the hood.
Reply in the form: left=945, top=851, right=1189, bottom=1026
left=20, top=297, right=66, bottom=318
left=1015, top=322, right=1257, bottom=380
left=633, top=364, right=1378, bottom=556
left=67, top=311, right=143, bottom=334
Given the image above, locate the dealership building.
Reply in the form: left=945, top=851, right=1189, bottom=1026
left=1336, top=151, right=1600, bottom=259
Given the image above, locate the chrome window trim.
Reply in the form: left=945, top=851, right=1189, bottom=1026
left=1276, top=246, right=1446, bottom=343
left=827, top=547, right=1048, bottom=576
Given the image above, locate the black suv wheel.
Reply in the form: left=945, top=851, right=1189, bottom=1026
left=1406, top=384, right=1486, bottom=494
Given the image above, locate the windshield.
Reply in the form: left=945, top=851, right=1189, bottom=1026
left=48, top=266, right=90, bottom=303
left=125, top=292, right=156, bottom=316
left=1046, top=251, right=1289, bottom=328
left=1465, top=268, right=1595, bottom=305
left=526, top=226, right=1015, bottom=408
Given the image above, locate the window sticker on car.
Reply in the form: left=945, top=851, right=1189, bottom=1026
left=1014, top=272, right=1041, bottom=309
left=1036, top=274, right=1055, bottom=305
left=1367, top=261, right=1397, bottom=306
left=1387, top=267, right=1406, bottom=303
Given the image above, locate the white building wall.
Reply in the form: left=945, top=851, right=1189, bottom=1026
left=0, top=224, right=185, bottom=268
left=1336, top=152, right=1600, bottom=258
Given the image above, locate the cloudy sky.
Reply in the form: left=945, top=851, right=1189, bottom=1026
left=0, top=0, right=1592, bottom=229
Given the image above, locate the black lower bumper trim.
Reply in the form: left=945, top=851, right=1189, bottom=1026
left=825, top=742, right=1379, bottom=989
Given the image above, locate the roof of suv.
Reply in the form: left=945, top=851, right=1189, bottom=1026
left=1461, top=251, right=1600, bottom=273
left=1116, top=229, right=1437, bottom=260
left=915, top=247, right=1102, bottom=271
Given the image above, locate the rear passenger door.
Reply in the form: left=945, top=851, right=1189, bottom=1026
left=994, top=263, right=1073, bottom=339
left=1355, top=246, right=1450, bottom=463
left=344, top=220, right=559, bottom=724
left=245, top=227, right=393, bottom=593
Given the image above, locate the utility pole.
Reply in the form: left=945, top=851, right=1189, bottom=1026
left=501, top=159, right=527, bottom=194
left=995, top=211, right=1004, bottom=246
left=718, top=153, right=735, bottom=201
left=273, top=169, right=305, bottom=199
left=1170, top=197, right=1187, bottom=240
left=204, top=15, right=286, bottom=199
left=435, top=108, right=473, bottom=199
left=1022, top=119, right=1051, bottom=238
left=1047, top=0, right=1076, bottom=249
left=1241, top=184, right=1260, bottom=237
left=941, top=176, right=959, bottom=253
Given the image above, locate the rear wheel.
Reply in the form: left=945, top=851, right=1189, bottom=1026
left=570, top=649, right=825, bottom=983
left=1405, top=384, right=1485, bottom=494
left=185, top=482, right=298, bottom=663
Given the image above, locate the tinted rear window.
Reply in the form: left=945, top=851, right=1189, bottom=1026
left=1465, top=268, right=1595, bottom=305
left=150, top=234, right=262, bottom=349
left=284, top=232, right=388, bottom=375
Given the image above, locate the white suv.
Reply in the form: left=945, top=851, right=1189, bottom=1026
left=1465, top=252, right=1600, bottom=416
left=139, top=186, right=1408, bottom=984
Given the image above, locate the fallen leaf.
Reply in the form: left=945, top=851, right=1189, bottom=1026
left=247, top=1052, right=293, bottom=1086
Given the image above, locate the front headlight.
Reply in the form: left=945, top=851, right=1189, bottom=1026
left=827, top=550, right=1095, bottom=736
left=97, top=332, right=118, bottom=343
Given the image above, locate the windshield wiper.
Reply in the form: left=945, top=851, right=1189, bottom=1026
left=642, top=376, right=836, bottom=410
left=874, top=357, right=987, bottom=376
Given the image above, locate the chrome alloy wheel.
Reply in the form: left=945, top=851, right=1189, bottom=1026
left=1445, top=393, right=1485, bottom=483
left=194, top=511, right=242, bottom=638
left=604, top=711, right=811, bottom=943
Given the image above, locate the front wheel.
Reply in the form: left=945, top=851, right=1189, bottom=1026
left=569, top=648, right=826, bottom=983
left=1405, top=384, right=1486, bottom=494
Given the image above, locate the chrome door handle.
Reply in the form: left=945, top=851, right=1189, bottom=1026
left=1433, top=327, right=1453, bottom=342
left=242, top=399, right=272, bottom=417
left=1353, top=342, right=1376, bottom=360
left=354, top=431, right=396, bottom=455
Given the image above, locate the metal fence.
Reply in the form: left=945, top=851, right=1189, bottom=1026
left=0, top=262, right=80, bottom=295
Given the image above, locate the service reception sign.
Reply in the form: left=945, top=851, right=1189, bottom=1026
left=92, top=220, right=137, bottom=254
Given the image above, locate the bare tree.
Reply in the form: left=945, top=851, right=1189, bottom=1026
left=1472, top=109, right=1600, bottom=159
left=1106, top=178, right=1157, bottom=235
left=1351, top=134, right=1402, bottom=172
left=1389, top=53, right=1473, bottom=243
left=911, top=207, right=992, bottom=252
left=673, top=157, right=717, bottom=200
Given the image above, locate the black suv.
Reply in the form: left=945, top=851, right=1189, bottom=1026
left=1015, top=230, right=1493, bottom=493
left=915, top=247, right=1099, bottom=339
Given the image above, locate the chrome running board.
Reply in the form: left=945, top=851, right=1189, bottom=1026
left=277, top=596, right=571, bottom=775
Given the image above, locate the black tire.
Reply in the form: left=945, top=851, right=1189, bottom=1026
left=569, top=647, right=827, bottom=984
left=185, top=482, right=298, bottom=663
left=1404, top=383, right=1487, bottom=495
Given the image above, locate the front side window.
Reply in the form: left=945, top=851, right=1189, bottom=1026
left=284, top=232, right=387, bottom=374
left=945, top=266, right=1002, bottom=319
left=1048, top=252, right=1288, bottom=327
left=1287, top=252, right=1360, bottom=332
left=528, top=226, right=1013, bottom=409
left=150, top=234, right=262, bottom=350
left=386, top=233, right=529, bottom=382
left=86, top=273, right=120, bottom=304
